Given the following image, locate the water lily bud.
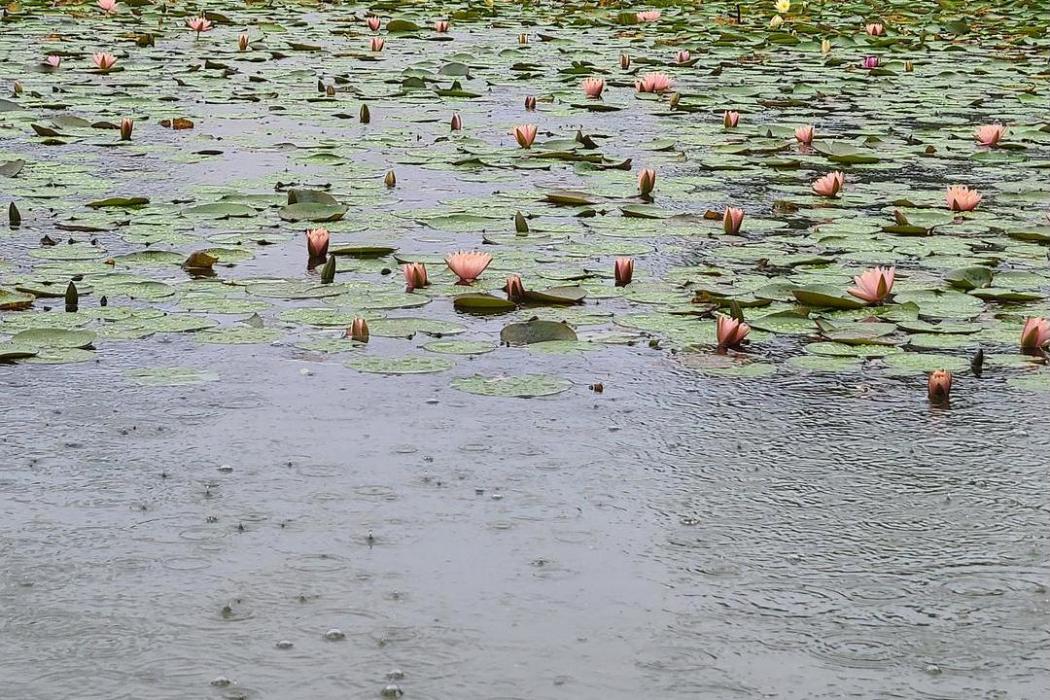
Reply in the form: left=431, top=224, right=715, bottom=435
left=12, top=80, right=22, bottom=96
left=384, top=170, right=396, bottom=188
left=668, top=92, right=680, bottom=110
left=620, top=53, right=630, bottom=70
left=518, top=33, right=529, bottom=45
left=927, top=370, right=952, bottom=405
left=514, top=211, right=528, bottom=234
left=769, top=15, right=784, bottom=29
left=65, top=281, right=79, bottom=312
left=348, top=318, right=369, bottom=342
left=821, top=39, right=831, bottom=55
left=120, top=117, right=133, bottom=141
left=904, top=60, right=913, bottom=72
left=450, top=112, right=462, bottom=131
left=9, top=202, right=21, bottom=228
left=325, top=85, right=335, bottom=97
left=319, top=256, right=336, bottom=283
left=359, top=103, right=370, bottom=123
left=524, top=95, right=536, bottom=111
left=238, top=33, right=249, bottom=51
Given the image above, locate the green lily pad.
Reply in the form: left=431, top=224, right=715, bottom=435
left=126, top=367, right=220, bottom=386
left=12, top=328, right=96, bottom=348
left=346, top=355, right=455, bottom=374
left=451, top=373, right=571, bottom=398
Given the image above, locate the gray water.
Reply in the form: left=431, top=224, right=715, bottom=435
left=3, top=346, right=1048, bottom=699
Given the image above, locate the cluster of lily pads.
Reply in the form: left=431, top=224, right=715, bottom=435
left=3, top=0, right=1050, bottom=398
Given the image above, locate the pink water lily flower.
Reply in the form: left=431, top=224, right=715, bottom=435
left=635, top=72, right=672, bottom=93
left=945, top=185, right=981, bottom=212
left=446, top=251, right=492, bottom=284
left=928, top=370, right=952, bottom=404
left=366, top=16, right=381, bottom=31
left=92, top=52, right=117, bottom=71
left=974, top=124, right=1005, bottom=147
left=505, top=275, right=526, bottom=302
left=434, top=20, right=450, bottom=32
left=582, top=77, right=605, bottom=98
left=44, top=55, right=62, bottom=68
left=371, top=37, right=385, bottom=52
left=187, top=17, right=213, bottom=34
left=676, top=50, right=690, bottom=64
left=636, top=10, right=661, bottom=22
left=614, top=257, right=634, bottom=287
left=97, top=0, right=117, bottom=13
left=795, top=124, right=814, bottom=145
left=723, top=207, right=744, bottom=235
left=637, top=168, right=656, bottom=197
left=862, top=55, right=880, bottom=69
left=513, top=124, right=537, bottom=148
left=402, top=262, right=429, bottom=292
left=305, top=227, right=330, bottom=260
left=723, top=110, right=739, bottom=128
left=716, top=315, right=750, bottom=350
left=865, top=23, right=885, bottom=36
left=1020, top=317, right=1050, bottom=351
left=847, top=266, right=895, bottom=304
left=812, top=171, right=845, bottom=197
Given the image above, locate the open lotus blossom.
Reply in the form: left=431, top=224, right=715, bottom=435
left=366, top=16, right=381, bottom=31
left=446, top=251, right=492, bottom=285
left=434, top=20, right=450, bottom=32
left=513, top=123, right=537, bottom=149
left=93, top=52, right=117, bottom=71
left=865, top=22, right=885, bottom=36
left=862, top=55, right=880, bottom=69
left=848, top=266, right=895, bottom=304
left=347, top=318, right=369, bottom=342
left=97, top=0, right=117, bottom=13
left=614, top=257, right=634, bottom=287
left=812, top=171, right=845, bottom=197
left=187, top=17, right=213, bottom=34
left=676, top=50, right=690, bottom=64
left=238, top=34, right=250, bottom=51
left=723, top=207, right=744, bottom=235
left=637, top=168, right=656, bottom=197
left=371, top=37, right=385, bottom=52
left=524, top=95, right=536, bottom=111
left=119, top=117, right=133, bottom=141
left=974, top=124, right=1005, bottom=147
left=450, top=112, right=462, bottom=131
left=1020, top=317, right=1050, bottom=351
left=723, top=110, right=740, bottom=128
left=635, top=72, right=672, bottom=93
left=505, top=275, right=526, bottom=302
left=44, top=55, right=61, bottom=68
left=927, top=370, right=952, bottom=404
left=402, top=262, right=429, bottom=292
left=620, top=53, right=631, bottom=70
left=582, top=77, right=605, bottom=98
left=636, top=10, right=661, bottom=22
left=716, top=315, right=750, bottom=350
left=305, top=227, right=330, bottom=260
left=795, top=124, right=814, bottom=145
left=775, top=0, right=791, bottom=12
left=945, top=185, right=982, bottom=212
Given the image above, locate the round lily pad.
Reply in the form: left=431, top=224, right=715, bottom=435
left=346, top=355, right=455, bottom=374
left=126, top=367, right=220, bottom=386
left=451, top=374, right=572, bottom=397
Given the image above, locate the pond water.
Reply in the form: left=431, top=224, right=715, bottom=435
left=1, top=1, right=1049, bottom=698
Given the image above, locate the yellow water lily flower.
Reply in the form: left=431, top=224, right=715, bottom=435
left=775, top=0, right=791, bottom=13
